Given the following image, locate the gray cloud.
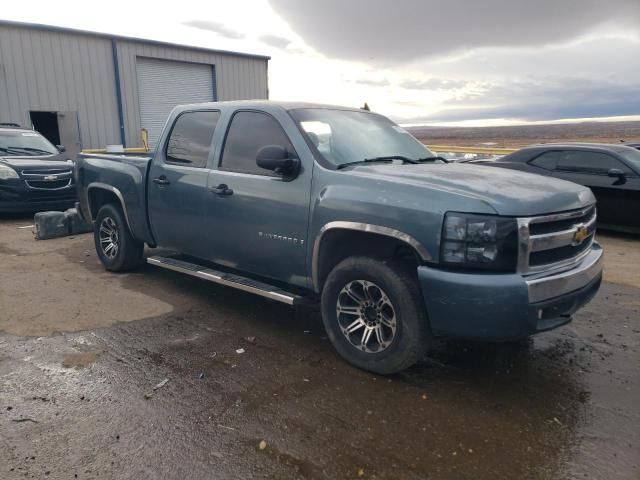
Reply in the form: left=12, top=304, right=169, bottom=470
left=402, top=78, right=640, bottom=123
left=182, top=20, right=245, bottom=39
left=269, top=0, right=640, bottom=64
left=415, top=37, right=640, bottom=83
left=355, top=78, right=390, bottom=87
left=259, top=34, right=293, bottom=49
left=400, top=78, right=467, bottom=90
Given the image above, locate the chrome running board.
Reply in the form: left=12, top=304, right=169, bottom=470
left=147, top=255, right=310, bottom=306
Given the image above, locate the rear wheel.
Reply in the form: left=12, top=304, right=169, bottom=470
left=321, top=256, right=429, bottom=374
left=94, top=203, right=144, bottom=272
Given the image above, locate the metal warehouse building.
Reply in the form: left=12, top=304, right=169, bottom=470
left=0, top=20, right=269, bottom=156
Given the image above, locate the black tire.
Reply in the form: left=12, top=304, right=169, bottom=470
left=94, top=203, right=144, bottom=272
left=321, top=256, right=429, bottom=374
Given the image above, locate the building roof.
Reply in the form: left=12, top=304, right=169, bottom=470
left=0, top=19, right=270, bottom=61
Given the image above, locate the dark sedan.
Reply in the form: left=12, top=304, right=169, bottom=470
left=475, top=143, right=640, bottom=233
left=0, top=127, right=76, bottom=213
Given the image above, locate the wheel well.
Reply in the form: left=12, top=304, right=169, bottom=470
left=315, top=229, right=422, bottom=292
left=88, top=188, right=120, bottom=221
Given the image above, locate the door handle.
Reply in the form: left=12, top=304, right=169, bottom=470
left=153, top=177, right=170, bottom=186
left=210, top=184, right=233, bottom=196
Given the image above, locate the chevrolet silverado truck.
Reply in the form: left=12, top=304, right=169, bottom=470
left=76, top=101, right=603, bottom=374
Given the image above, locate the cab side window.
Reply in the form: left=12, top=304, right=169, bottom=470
left=166, top=111, right=220, bottom=168
left=220, top=111, right=296, bottom=175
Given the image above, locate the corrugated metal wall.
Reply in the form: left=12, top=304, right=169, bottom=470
left=0, top=24, right=121, bottom=149
left=115, top=40, right=268, bottom=147
left=136, top=57, right=215, bottom=146
left=0, top=22, right=269, bottom=149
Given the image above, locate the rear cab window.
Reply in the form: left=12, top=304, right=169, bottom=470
left=219, top=111, right=296, bottom=175
left=165, top=111, right=220, bottom=168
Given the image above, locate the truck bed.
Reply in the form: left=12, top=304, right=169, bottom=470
left=76, top=152, right=155, bottom=244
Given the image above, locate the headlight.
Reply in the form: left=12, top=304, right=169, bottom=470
left=441, top=212, right=518, bottom=271
left=0, top=164, right=19, bottom=180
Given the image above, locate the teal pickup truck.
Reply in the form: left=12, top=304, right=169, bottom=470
left=76, top=101, right=603, bottom=374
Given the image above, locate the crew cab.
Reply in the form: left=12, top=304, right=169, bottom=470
left=76, top=101, right=603, bottom=374
left=0, top=126, right=76, bottom=213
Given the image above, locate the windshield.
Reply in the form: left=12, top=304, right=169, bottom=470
left=289, top=108, right=435, bottom=168
left=619, top=148, right=640, bottom=172
left=0, top=130, right=59, bottom=156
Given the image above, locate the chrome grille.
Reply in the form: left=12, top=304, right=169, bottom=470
left=21, top=169, right=73, bottom=190
left=25, top=179, right=72, bottom=190
left=517, top=206, right=596, bottom=275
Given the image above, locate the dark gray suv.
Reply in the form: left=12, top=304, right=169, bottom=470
left=0, top=126, right=76, bottom=213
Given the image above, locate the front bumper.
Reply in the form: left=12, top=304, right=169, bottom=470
left=0, top=181, right=76, bottom=213
left=417, top=243, right=603, bottom=340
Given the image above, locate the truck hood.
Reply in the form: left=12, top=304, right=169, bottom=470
left=346, top=162, right=595, bottom=216
left=0, top=154, right=73, bottom=171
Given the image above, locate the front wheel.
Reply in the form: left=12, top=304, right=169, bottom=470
left=321, top=257, right=430, bottom=374
left=94, top=203, right=144, bottom=272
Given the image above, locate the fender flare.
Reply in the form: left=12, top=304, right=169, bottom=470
left=87, top=182, right=133, bottom=233
left=311, top=221, right=432, bottom=292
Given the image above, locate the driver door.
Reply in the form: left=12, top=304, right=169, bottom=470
left=204, top=110, right=312, bottom=287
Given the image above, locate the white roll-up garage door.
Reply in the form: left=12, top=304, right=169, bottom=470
left=136, top=57, right=215, bottom=147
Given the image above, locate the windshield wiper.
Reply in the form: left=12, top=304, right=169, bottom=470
left=0, top=146, right=51, bottom=156
left=416, top=155, right=449, bottom=163
left=13, top=147, right=55, bottom=155
left=0, top=146, right=25, bottom=156
left=336, top=156, right=418, bottom=170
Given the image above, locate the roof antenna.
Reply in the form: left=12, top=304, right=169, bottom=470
left=362, top=102, right=370, bottom=111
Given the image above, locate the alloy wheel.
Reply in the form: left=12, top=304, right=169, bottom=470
left=336, top=280, right=397, bottom=353
left=99, top=217, right=120, bottom=260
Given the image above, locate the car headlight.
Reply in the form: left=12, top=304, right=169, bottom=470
left=440, top=212, right=518, bottom=271
left=0, top=164, right=19, bottom=180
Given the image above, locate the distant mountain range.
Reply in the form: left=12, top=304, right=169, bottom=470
left=405, top=121, right=640, bottom=148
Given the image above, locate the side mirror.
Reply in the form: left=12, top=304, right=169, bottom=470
left=56, top=145, right=66, bottom=153
left=607, top=168, right=625, bottom=179
left=256, top=145, right=299, bottom=176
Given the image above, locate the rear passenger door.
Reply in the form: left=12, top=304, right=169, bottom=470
left=205, top=110, right=312, bottom=288
left=148, top=110, right=220, bottom=258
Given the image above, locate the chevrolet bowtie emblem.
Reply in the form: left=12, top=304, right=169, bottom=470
left=573, top=225, right=589, bottom=244
left=44, top=175, right=58, bottom=181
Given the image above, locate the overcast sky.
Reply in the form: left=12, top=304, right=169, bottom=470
left=2, top=0, right=639, bottom=126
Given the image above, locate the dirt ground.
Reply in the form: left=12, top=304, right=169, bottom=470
left=0, top=215, right=638, bottom=479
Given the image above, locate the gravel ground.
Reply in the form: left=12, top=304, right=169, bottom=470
left=0, top=215, right=638, bottom=479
